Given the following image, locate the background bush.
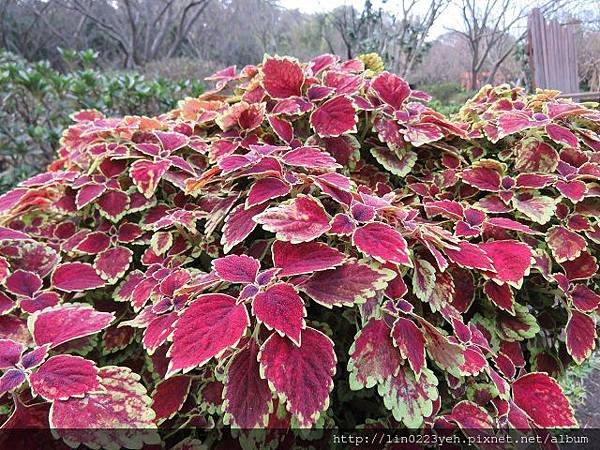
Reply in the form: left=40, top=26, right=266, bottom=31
left=0, top=50, right=203, bottom=190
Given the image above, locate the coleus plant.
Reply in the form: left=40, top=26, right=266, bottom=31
left=0, top=53, right=598, bottom=448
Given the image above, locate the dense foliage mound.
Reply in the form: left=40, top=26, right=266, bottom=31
left=0, top=53, right=599, bottom=448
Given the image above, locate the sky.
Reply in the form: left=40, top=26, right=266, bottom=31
left=277, top=0, right=466, bottom=39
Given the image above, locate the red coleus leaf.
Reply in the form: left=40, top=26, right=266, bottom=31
left=561, top=251, right=598, bottom=281
left=151, top=375, right=192, bottom=422
left=444, top=242, right=495, bottom=272
left=29, top=303, right=114, bottom=348
left=94, top=246, right=133, bottom=283
left=352, top=222, right=411, bottom=266
left=555, top=180, right=587, bottom=202
left=254, top=195, right=330, bottom=243
left=246, top=177, right=290, bottom=208
left=546, top=123, right=578, bottom=148
left=252, top=283, right=305, bottom=346
left=479, top=240, right=532, bottom=288
left=512, top=193, right=557, bottom=224
left=512, top=372, right=577, bottom=427
left=75, top=183, right=106, bottom=209
left=261, top=56, right=304, bottom=99
left=223, top=338, right=272, bottom=428
left=570, top=284, right=600, bottom=312
left=0, top=368, right=26, bottom=395
left=281, top=146, right=340, bottom=169
left=566, top=310, right=596, bottom=364
left=76, top=231, right=111, bottom=254
left=212, top=254, right=260, bottom=284
left=370, top=71, right=410, bottom=109
left=50, top=366, right=158, bottom=448
left=272, top=240, right=345, bottom=277
left=51, top=262, right=106, bottom=292
left=167, top=294, right=249, bottom=375
left=155, top=131, right=189, bottom=152
left=299, top=261, right=393, bottom=307
left=222, top=203, right=269, bottom=253
left=483, top=280, right=514, bottom=314
left=448, top=400, right=495, bottom=430
left=391, top=317, right=426, bottom=377
left=348, top=318, right=402, bottom=389
left=4, top=269, right=42, bottom=297
left=97, top=189, right=130, bottom=221
left=461, top=167, right=501, bottom=191
left=0, top=338, right=24, bottom=369
left=515, top=140, right=559, bottom=172
left=129, top=159, right=170, bottom=199
left=259, top=327, right=336, bottom=426
left=546, top=226, right=586, bottom=263
left=29, top=355, right=100, bottom=401
left=377, top=365, right=439, bottom=428
left=310, top=96, right=357, bottom=137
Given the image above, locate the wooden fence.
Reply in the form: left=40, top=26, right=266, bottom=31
left=527, top=8, right=579, bottom=94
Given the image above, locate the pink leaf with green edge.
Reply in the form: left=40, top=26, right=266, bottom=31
left=444, top=242, right=495, bottom=272
left=483, top=280, right=514, bottom=314
left=143, top=312, right=178, bottom=354
left=566, top=310, right=596, bottom=364
left=51, top=262, right=106, bottom=292
left=546, top=124, right=578, bottom=148
left=259, top=327, right=336, bottom=427
left=114, top=270, right=144, bottom=302
left=167, top=294, right=249, bottom=376
left=50, top=366, right=159, bottom=448
left=93, top=246, right=133, bottom=283
left=272, top=240, right=345, bottom=276
left=223, top=338, right=272, bottom=428
left=310, top=95, right=357, bottom=137
left=0, top=368, right=26, bottom=395
left=461, top=167, right=501, bottom=191
left=75, top=231, right=111, bottom=254
left=370, top=147, right=417, bottom=177
left=129, top=159, right=170, bottom=199
left=252, top=283, right=305, bottom=346
left=417, top=318, right=465, bottom=377
left=486, top=217, right=540, bottom=235
left=512, top=193, right=557, bottom=224
left=546, top=226, right=586, bottom=263
left=29, top=303, right=114, bottom=348
left=281, top=146, right=340, bottom=169
left=497, top=111, right=537, bottom=137
left=329, top=213, right=356, bottom=235
left=512, top=372, right=577, bottom=427
left=555, top=180, right=587, bottom=202
left=5, top=270, right=42, bottom=297
left=458, top=346, right=488, bottom=376
left=75, top=183, right=106, bottom=209
left=97, top=189, right=130, bottom=221
left=20, top=344, right=49, bottom=370
left=151, top=375, right=192, bottom=422
left=254, top=195, right=330, bottom=243
left=311, top=134, right=360, bottom=167
left=391, top=317, right=426, bottom=377
left=29, top=355, right=100, bottom=401
left=261, top=56, right=304, bottom=99
left=515, top=140, right=559, bottom=172
left=246, top=177, right=290, bottom=208
left=561, top=251, right=598, bottom=281
left=212, top=254, right=260, bottom=284
left=268, top=115, right=294, bottom=143
left=155, top=131, right=189, bottom=152
left=570, top=285, right=600, bottom=312
left=479, top=240, right=532, bottom=288
left=0, top=338, right=24, bottom=369
left=370, top=71, right=410, bottom=109
left=515, top=173, right=556, bottom=189
left=347, top=319, right=402, bottom=389
left=299, top=261, right=394, bottom=308
left=447, top=400, right=499, bottom=447
left=377, top=366, right=438, bottom=428
left=352, top=222, right=410, bottom=266
left=222, top=203, right=269, bottom=253
left=496, top=303, right=540, bottom=341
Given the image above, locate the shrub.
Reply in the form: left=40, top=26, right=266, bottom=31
left=0, top=54, right=598, bottom=447
left=0, top=51, right=203, bottom=191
